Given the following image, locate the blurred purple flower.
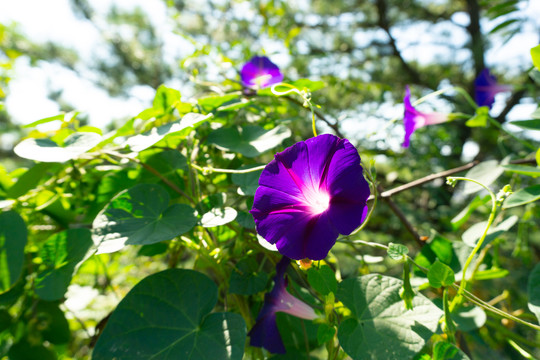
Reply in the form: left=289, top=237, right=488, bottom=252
left=474, top=69, right=512, bottom=109
left=250, top=134, right=370, bottom=260
left=240, top=56, right=284, bottom=89
left=249, top=257, right=317, bottom=354
left=403, top=85, right=449, bottom=148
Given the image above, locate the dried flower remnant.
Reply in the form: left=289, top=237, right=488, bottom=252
left=250, top=134, right=370, bottom=260
left=402, top=85, right=450, bottom=148
left=474, top=68, right=512, bottom=109
left=248, top=257, right=317, bottom=354
left=240, top=56, right=284, bottom=89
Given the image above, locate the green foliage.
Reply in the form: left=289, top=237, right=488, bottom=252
left=0, top=211, right=27, bottom=293
left=337, top=274, right=443, bottom=360
left=93, top=269, right=246, bottom=359
left=92, top=184, right=197, bottom=254
left=307, top=265, right=337, bottom=295
left=1, top=1, right=539, bottom=359
left=427, top=260, right=455, bottom=288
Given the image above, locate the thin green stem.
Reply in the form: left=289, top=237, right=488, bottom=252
left=447, top=177, right=497, bottom=309
left=271, top=82, right=317, bottom=137
left=190, top=163, right=266, bottom=174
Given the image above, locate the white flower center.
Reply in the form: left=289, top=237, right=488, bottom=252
left=304, top=188, right=330, bottom=215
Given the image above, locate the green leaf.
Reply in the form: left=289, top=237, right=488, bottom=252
left=428, top=260, right=455, bottom=288
left=137, top=242, right=168, bottom=257
left=207, top=125, right=291, bottom=158
left=462, top=215, right=518, bottom=248
left=153, top=85, right=181, bottom=113
left=531, top=44, right=540, bottom=71
left=0, top=211, right=27, bottom=293
left=489, top=18, right=519, bottom=34
left=307, top=265, right=337, bottom=295
left=316, top=324, right=335, bottom=345
left=93, top=269, right=246, bottom=360
left=200, top=207, right=238, bottom=227
left=337, top=274, right=443, bottom=360
left=197, top=94, right=242, bottom=111
left=0, top=309, right=11, bottom=332
left=432, top=341, right=470, bottom=360
left=387, top=243, right=409, bottom=260
left=231, top=165, right=264, bottom=196
left=236, top=211, right=255, bottom=229
left=229, top=257, right=269, bottom=295
left=92, top=184, right=197, bottom=254
left=463, top=160, right=505, bottom=194
left=451, top=195, right=490, bottom=230
left=35, top=228, right=93, bottom=301
left=503, top=184, right=540, bottom=208
left=124, top=113, right=212, bottom=152
left=509, top=119, right=540, bottom=130
left=537, top=148, right=540, bottom=166
left=502, top=164, right=540, bottom=177
left=451, top=305, right=486, bottom=332
left=13, top=132, right=102, bottom=163
left=6, top=163, right=55, bottom=199
left=528, top=263, right=540, bottom=323
left=465, top=106, right=489, bottom=127
left=35, top=300, right=71, bottom=344
left=8, top=339, right=56, bottom=360
left=22, top=111, right=77, bottom=128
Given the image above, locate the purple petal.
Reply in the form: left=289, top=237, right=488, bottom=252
left=474, top=69, right=512, bottom=109
left=248, top=310, right=285, bottom=353
left=275, top=212, right=339, bottom=260
left=241, top=56, right=283, bottom=88
left=251, top=134, right=371, bottom=260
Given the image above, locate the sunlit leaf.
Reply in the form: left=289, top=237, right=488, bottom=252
left=200, top=207, right=237, bottom=227
left=207, top=125, right=291, bottom=157
left=462, top=215, right=518, bottom=248
left=428, top=260, right=455, bottom=288
left=531, top=44, right=540, bottom=71
left=463, top=160, right=505, bottom=194
left=124, top=113, right=212, bottom=152
left=503, top=184, right=540, bottom=208
left=307, top=265, right=337, bottom=295
left=432, top=341, right=470, bottom=360
left=502, top=164, right=540, bottom=177
left=13, top=132, right=102, bottom=163
left=92, top=184, right=197, bottom=254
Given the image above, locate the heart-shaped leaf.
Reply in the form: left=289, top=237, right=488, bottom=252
left=92, top=184, right=197, bottom=254
left=462, top=215, right=518, bottom=248
left=93, top=269, right=246, bottom=360
left=337, top=274, right=443, bottom=360
left=14, top=132, right=101, bottom=163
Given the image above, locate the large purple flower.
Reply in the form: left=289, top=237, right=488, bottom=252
left=474, top=68, right=512, bottom=109
left=249, top=257, right=317, bottom=354
left=250, top=134, right=370, bottom=260
left=240, top=56, right=283, bottom=89
left=403, top=85, right=449, bottom=148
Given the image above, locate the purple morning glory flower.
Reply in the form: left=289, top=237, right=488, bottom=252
left=474, top=68, right=512, bottom=109
left=249, top=257, right=317, bottom=354
left=240, top=56, right=284, bottom=89
left=250, top=134, right=370, bottom=260
left=403, top=85, right=450, bottom=148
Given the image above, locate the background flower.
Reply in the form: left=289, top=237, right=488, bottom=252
left=250, top=134, right=370, bottom=260
left=240, top=56, right=284, bottom=89
left=474, top=68, right=512, bottom=109
left=403, top=85, right=449, bottom=148
left=248, top=257, right=317, bottom=354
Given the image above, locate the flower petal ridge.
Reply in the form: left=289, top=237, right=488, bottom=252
left=240, top=56, right=284, bottom=89
left=250, top=134, right=370, bottom=260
